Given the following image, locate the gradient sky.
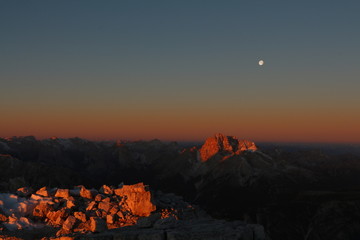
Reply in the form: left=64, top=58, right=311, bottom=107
left=1, top=1, right=360, bottom=143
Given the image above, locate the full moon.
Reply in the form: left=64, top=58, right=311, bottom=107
left=258, top=60, right=264, bottom=66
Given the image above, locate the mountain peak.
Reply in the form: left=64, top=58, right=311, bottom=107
left=199, top=133, right=257, bottom=162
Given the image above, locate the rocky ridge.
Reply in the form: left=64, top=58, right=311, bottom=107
left=0, top=183, right=266, bottom=240
left=2, top=134, right=360, bottom=239
left=199, top=133, right=258, bottom=162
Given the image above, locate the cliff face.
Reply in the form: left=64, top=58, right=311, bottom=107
left=199, top=133, right=257, bottom=162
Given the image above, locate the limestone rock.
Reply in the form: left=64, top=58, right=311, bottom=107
left=16, top=187, right=33, bottom=197
left=74, top=211, right=87, bottom=222
left=199, top=133, right=257, bottom=162
left=0, top=212, right=8, bottom=222
left=62, top=216, right=77, bottom=231
left=98, top=201, right=111, bottom=213
left=79, top=186, right=92, bottom=199
left=66, top=200, right=75, bottom=209
left=99, top=185, right=114, bottom=195
left=95, top=194, right=104, bottom=202
left=55, top=189, right=70, bottom=198
left=47, top=209, right=68, bottom=226
left=33, top=202, right=53, bottom=218
left=106, top=214, right=115, bottom=224
left=36, top=187, right=50, bottom=197
left=114, top=183, right=156, bottom=217
left=86, top=201, right=97, bottom=211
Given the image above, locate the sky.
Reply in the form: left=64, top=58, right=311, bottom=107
left=1, top=1, right=360, bottom=143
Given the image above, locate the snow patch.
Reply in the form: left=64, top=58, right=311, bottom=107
left=0, top=193, right=47, bottom=230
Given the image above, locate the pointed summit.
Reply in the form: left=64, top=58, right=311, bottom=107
left=199, top=133, right=257, bottom=162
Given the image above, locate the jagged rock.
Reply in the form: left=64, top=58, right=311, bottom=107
left=117, top=211, right=125, bottom=219
left=66, top=200, right=75, bottom=209
left=106, top=214, right=115, bottom=224
left=97, top=209, right=109, bottom=218
left=55, top=189, right=70, bottom=198
left=62, top=216, right=77, bottom=231
left=74, top=212, right=87, bottom=222
left=47, top=209, right=68, bottom=225
left=90, top=217, right=107, bottom=232
left=114, top=183, right=156, bottom=217
left=0, top=212, right=8, bottom=222
left=99, top=185, right=114, bottom=195
left=199, top=133, right=257, bottom=162
left=16, top=187, right=33, bottom=197
left=36, top=187, right=50, bottom=197
left=98, top=201, right=111, bottom=213
left=95, top=194, right=104, bottom=202
left=33, top=202, right=53, bottom=218
left=86, top=201, right=97, bottom=211
left=80, top=187, right=92, bottom=199
left=109, top=206, right=119, bottom=215
left=56, top=228, right=72, bottom=237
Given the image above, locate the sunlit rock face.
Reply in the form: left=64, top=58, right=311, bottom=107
left=199, top=133, right=258, bottom=162
left=0, top=183, right=267, bottom=240
left=0, top=183, right=157, bottom=236
left=113, top=183, right=156, bottom=217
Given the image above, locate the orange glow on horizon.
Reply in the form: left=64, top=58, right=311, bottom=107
left=1, top=98, right=359, bottom=144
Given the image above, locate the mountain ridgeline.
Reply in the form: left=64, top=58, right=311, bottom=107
left=1, top=134, right=360, bottom=240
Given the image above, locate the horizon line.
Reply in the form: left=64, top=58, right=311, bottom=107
left=1, top=135, right=360, bottom=145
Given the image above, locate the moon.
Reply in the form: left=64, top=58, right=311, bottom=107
left=258, top=60, right=264, bottom=66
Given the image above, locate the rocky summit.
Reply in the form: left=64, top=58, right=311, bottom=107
left=1, top=135, right=360, bottom=239
left=0, top=183, right=265, bottom=240
left=199, top=133, right=258, bottom=162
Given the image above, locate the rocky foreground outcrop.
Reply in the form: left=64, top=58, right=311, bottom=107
left=0, top=183, right=266, bottom=240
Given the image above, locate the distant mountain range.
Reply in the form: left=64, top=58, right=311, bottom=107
left=1, top=134, right=360, bottom=239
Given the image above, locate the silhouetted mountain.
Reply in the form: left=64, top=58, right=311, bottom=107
left=1, top=135, right=360, bottom=239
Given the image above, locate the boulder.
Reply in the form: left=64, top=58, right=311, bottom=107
left=114, top=183, right=156, bottom=217
left=98, top=201, right=111, bottom=213
left=106, top=214, right=115, bottom=224
left=47, top=209, right=67, bottom=225
left=99, top=185, right=114, bottom=195
left=109, top=206, right=119, bottom=215
left=74, top=212, right=87, bottom=222
left=66, top=200, right=75, bottom=209
left=0, top=212, right=8, bottom=222
left=36, top=187, right=50, bottom=197
left=95, top=194, right=104, bottom=202
left=80, top=186, right=92, bottom=199
left=33, top=202, right=53, bottom=218
left=16, top=187, right=33, bottom=197
left=62, top=216, right=77, bottom=231
left=55, top=189, right=70, bottom=198
left=86, top=201, right=97, bottom=211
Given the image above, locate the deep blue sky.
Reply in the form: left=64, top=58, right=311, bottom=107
left=1, top=1, right=360, bottom=142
